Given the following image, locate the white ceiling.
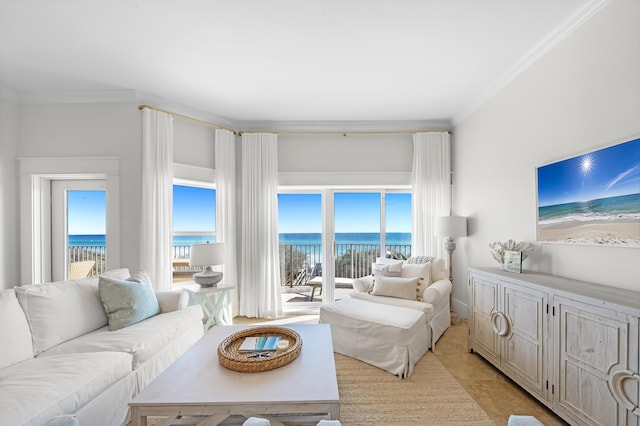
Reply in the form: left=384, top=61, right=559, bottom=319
left=0, top=0, right=606, bottom=128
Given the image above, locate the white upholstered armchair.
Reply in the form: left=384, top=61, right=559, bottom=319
left=349, top=256, right=452, bottom=348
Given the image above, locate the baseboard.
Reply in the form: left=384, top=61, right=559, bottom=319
left=451, top=298, right=468, bottom=320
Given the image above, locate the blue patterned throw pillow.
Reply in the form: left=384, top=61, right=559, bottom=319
left=98, top=275, right=160, bottom=331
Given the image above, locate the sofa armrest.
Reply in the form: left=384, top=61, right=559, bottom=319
left=422, top=279, right=452, bottom=304
left=155, top=290, right=189, bottom=313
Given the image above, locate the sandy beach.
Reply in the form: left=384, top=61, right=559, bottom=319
left=538, top=220, right=640, bottom=246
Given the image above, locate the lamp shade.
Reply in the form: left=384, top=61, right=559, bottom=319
left=434, top=216, right=467, bottom=238
left=189, top=243, right=225, bottom=267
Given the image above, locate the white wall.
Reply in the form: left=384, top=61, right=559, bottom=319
left=8, top=103, right=221, bottom=288
left=278, top=134, right=413, bottom=186
left=173, top=119, right=215, bottom=169
left=17, top=102, right=143, bottom=277
left=0, top=98, right=20, bottom=289
left=453, top=0, right=640, bottom=316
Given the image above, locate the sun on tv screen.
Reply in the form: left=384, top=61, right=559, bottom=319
left=536, top=137, right=640, bottom=247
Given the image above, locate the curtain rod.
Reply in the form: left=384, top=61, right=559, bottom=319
left=239, top=130, right=451, bottom=136
left=138, top=105, right=237, bottom=134
left=138, top=105, right=451, bottom=136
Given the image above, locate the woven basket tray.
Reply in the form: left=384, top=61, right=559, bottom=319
left=217, top=326, right=303, bottom=372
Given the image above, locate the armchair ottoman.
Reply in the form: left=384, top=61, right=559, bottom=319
left=319, top=297, right=428, bottom=378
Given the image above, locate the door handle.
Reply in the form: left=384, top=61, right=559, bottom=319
left=490, top=310, right=509, bottom=337
left=608, top=369, right=640, bottom=416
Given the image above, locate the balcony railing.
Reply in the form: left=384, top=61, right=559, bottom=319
left=279, top=243, right=412, bottom=287
left=69, top=243, right=412, bottom=285
left=68, top=246, right=106, bottom=276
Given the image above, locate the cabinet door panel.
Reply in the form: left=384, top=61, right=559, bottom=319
left=469, top=275, right=500, bottom=364
left=502, top=282, right=547, bottom=399
left=555, top=296, right=631, bottom=426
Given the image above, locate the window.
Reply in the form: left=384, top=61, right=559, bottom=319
left=52, top=180, right=107, bottom=280
left=384, top=192, right=412, bottom=259
left=172, top=183, right=216, bottom=281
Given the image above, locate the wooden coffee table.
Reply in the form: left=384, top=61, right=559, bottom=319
left=129, top=324, right=340, bottom=426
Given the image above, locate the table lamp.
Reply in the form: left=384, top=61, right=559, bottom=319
left=189, top=242, right=225, bottom=287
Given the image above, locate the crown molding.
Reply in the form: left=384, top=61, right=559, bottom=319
left=239, top=119, right=452, bottom=133
left=135, top=91, right=241, bottom=131
left=452, top=0, right=610, bottom=126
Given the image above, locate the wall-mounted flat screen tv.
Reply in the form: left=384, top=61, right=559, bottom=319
left=536, top=137, right=640, bottom=247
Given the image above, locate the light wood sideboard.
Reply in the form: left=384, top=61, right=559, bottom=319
left=468, top=267, right=640, bottom=426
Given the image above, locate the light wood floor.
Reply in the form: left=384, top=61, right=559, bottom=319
left=233, top=315, right=567, bottom=426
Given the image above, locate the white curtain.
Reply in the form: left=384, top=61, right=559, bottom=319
left=240, top=133, right=282, bottom=318
left=411, top=132, right=451, bottom=259
left=140, top=108, right=174, bottom=291
left=215, top=129, right=238, bottom=316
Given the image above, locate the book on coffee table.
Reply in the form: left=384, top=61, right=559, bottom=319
left=239, top=336, right=281, bottom=352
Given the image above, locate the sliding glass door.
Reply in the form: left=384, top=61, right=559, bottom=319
left=278, top=189, right=411, bottom=311
left=333, top=191, right=381, bottom=285
left=278, top=192, right=323, bottom=307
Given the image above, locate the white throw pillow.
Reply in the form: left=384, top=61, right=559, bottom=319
left=0, top=289, right=34, bottom=368
left=15, top=276, right=108, bottom=355
left=14, top=268, right=130, bottom=355
left=370, top=276, right=421, bottom=300
left=127, top=270, right=153, bottom=284
left=400, top=262, right=431, bottom=293
left=371, top=262, right=402, bottom=277
left=353, top=276, right=374, bottom=293
left=375, top=257, right=403, bottom=266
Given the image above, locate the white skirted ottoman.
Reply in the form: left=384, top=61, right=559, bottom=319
left=319, top=297, right=429, bottom=378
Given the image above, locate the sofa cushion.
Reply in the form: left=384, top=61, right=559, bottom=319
left=14, top=269, right=130, bottom=355
left=0, top=351, right=132, bottom=426
left=99, top=275, right=160, bottom=331
left=0, top=289, right=34, bottom=368
left=350, top=291, right=436, bottom=322
left=40, top=305, right=203, bottom=369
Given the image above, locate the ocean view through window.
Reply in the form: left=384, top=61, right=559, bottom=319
left=68, top=189, right=412, bottom=292
left=278, top=191, right=412, bottom=303
left=68, top=232, right=411, bottom=252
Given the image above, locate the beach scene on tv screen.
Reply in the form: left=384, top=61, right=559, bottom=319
left=537, top=137, right=640, bottom=246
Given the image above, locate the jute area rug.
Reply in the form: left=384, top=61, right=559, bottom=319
left=136, top=351, right=495, bottom=426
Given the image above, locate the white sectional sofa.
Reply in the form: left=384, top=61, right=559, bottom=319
left=0, top=269, right=204, bottom=426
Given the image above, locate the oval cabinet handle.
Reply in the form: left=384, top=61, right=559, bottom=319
left=490, top=310, right=509, bottom=337
left=608, top=369, right=640, bottom=416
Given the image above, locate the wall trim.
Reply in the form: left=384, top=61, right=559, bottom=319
left=19, top=157, right=121, bottom=284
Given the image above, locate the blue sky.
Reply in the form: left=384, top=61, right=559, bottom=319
left=278, top=192, right=411, bottom=233
left=537, top=138, right=640, bottom=207
left=68, top=186, right=412, bottom=235
left=67, top=191, right=106, bottom=234
left=173, top=185, right=216, bottom=232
